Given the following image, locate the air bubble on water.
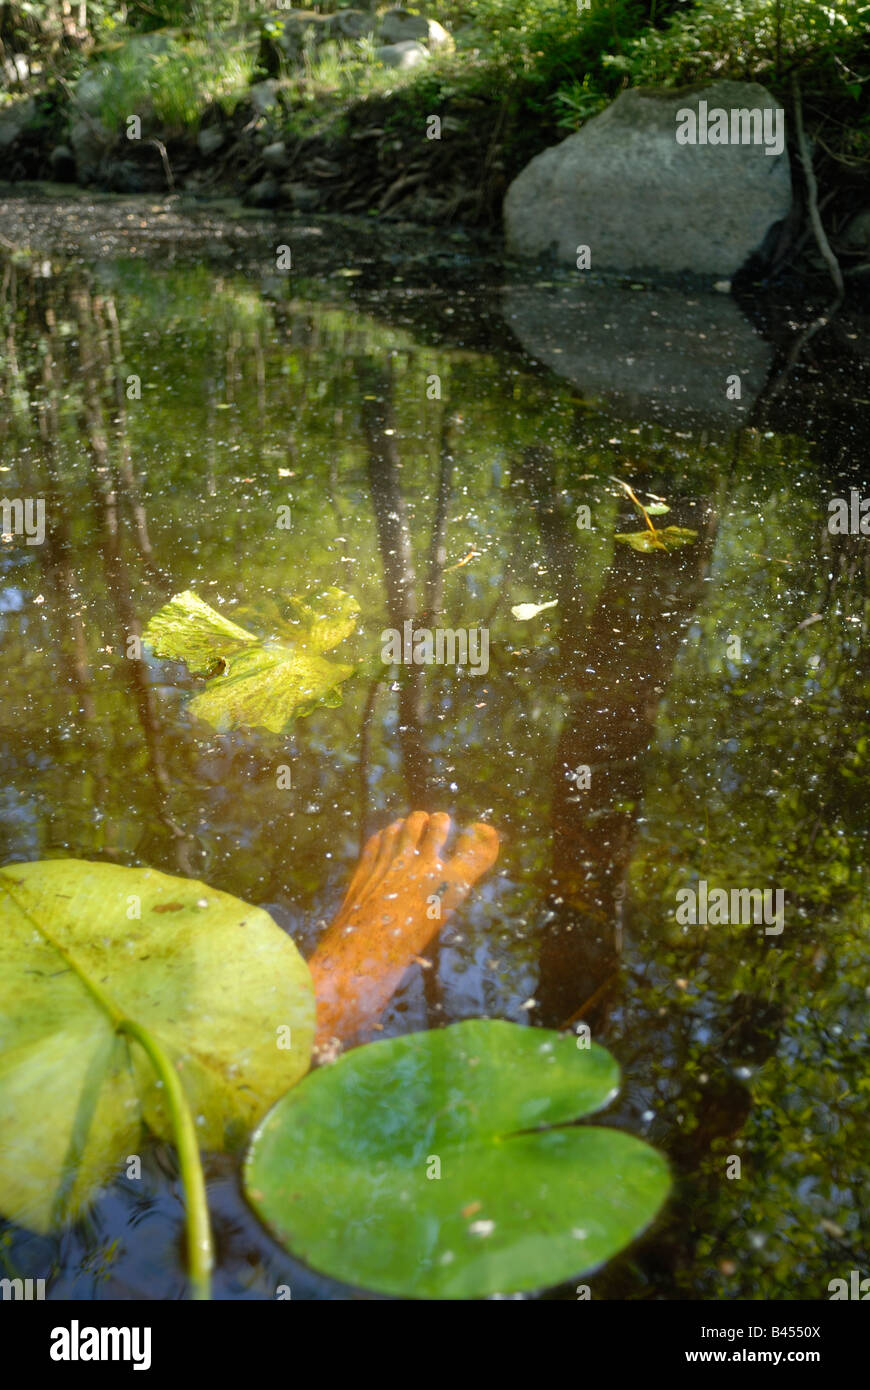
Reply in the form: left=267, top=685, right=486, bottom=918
left=642, top=1109, right=655, bottom=1123
left=735, top=1065, right=753, bottom=1080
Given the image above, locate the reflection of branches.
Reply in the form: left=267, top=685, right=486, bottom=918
left=74, top=281, right=193, bottom=871
left=423, top=401, right=457, bottom=620
left=514, top=445, right=717, bottom=1030
left=99, top=295, right=159, bottom=575
left=356, top=360, right=463, bottom=1022
left=357, top=356, right=430, bottom=806
left=357, top=676, right=386, bottom=853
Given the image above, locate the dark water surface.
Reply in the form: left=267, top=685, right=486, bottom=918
left=1, top=195, right=868, bottom=1299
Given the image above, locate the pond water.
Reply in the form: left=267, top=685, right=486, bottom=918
left=1, top=195, right=868, bottom=1300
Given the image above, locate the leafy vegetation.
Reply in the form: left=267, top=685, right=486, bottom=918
left=1, top=858, right=668, bottom=1299
left=144, top=588, right=360, bottom=734
left=88, top=34, right=255, bottom=133
left=3, top=2, right=867, bottom=174
left=0, top=858, right=315, bottom=1296
left=246, top=1019, right=670, bottom=1299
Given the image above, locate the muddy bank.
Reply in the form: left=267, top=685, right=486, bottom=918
left=1, top=70, right=515, bottom=229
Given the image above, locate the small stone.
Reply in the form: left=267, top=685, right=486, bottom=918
left=245, top=174, right=280, bottom=208
left=332, top=10, right=376, bottom=41
left=282, top=181, right=322, bottom=212
left=379, top=10, right=452, bottom=50
left=0, top=96, right=36, bottom=149
left=262, top=140, right=288, bottom=170
left=843, top=208, right=870, bottom=251
left=249, top=80, right=281, bottom=117
left=197, top=126, right=225, bottom=158
left=375, top=40, right=430, bottom=70
left=48, top=145, right=76, bottom=180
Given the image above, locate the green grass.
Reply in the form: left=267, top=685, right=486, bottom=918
left=94, top=33, right=255, bottom=134
left=73, top=2, right=869, bottom=166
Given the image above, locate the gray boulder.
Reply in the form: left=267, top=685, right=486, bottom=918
left=245, top=174, right=281, bottom=208
left=48, top=144, right=76, bottom=180
left=378, top=9, right=452, bottom=49
left=249, top=80, right=281, bottom=117
left=75, top=33, right=176, bottom=116
left=0, top=97, right=36, bottom=149
left=502, top=275, right=773, bottom=428
left=504, top=82, right=793, bottom=277
left=282, top=181, right=322, bottom=212
left=69, top=113, right=114, bottom=181
left=843, top=209, right=870, bottom=253
left=263, top=140, right=288, bottom=170
left=197, top=126, right=225, bottom=158
left=73, top=67, right=110, bottom=116
left=376, top=39, right=430, bottom=70
left=332, top=10, right=377, bottom=40
left=258, top=11, right=339, bottom=71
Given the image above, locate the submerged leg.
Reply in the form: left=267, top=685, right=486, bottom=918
left=308, top=812, right=499, bottom=1049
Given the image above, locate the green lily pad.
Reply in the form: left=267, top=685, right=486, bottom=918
left=144, top=587, right=360, bottom=734
left=615, top=526, right=698, bottom=552
left=0, top=859, right=314, bottom=1233
left=244, top=1020, right=670, bottom=1299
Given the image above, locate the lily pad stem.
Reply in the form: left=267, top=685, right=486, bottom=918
left=117, top=1018, right=213, bottom=1301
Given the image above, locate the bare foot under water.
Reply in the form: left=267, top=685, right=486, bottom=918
left=308, top=812, right=499, bottom=1049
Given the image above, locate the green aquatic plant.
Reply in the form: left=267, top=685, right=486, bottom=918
left=143, top=586, right=360, bottom=734
left=0, top=859, right=315, bottom=1300
left=1, top=858, right=669, bottom=1301
left=245, top=1019, right=671, bottom=1299
left=611, top=477, right=698, bottom=553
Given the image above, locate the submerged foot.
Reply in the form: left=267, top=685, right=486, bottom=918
left=308, top=812, right=499, bottom=1050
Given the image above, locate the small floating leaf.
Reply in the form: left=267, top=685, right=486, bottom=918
left=615, top=526, right=698, bottom=552
left=511, top=599, right=558, bottom=621
left=144, top=587, right=360, bottom=733
left=245, top=1019, right=670, bottom=1299
left=143, top=590, right=256, bottom=676
left=0, top=860, right=314, bottom=1233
